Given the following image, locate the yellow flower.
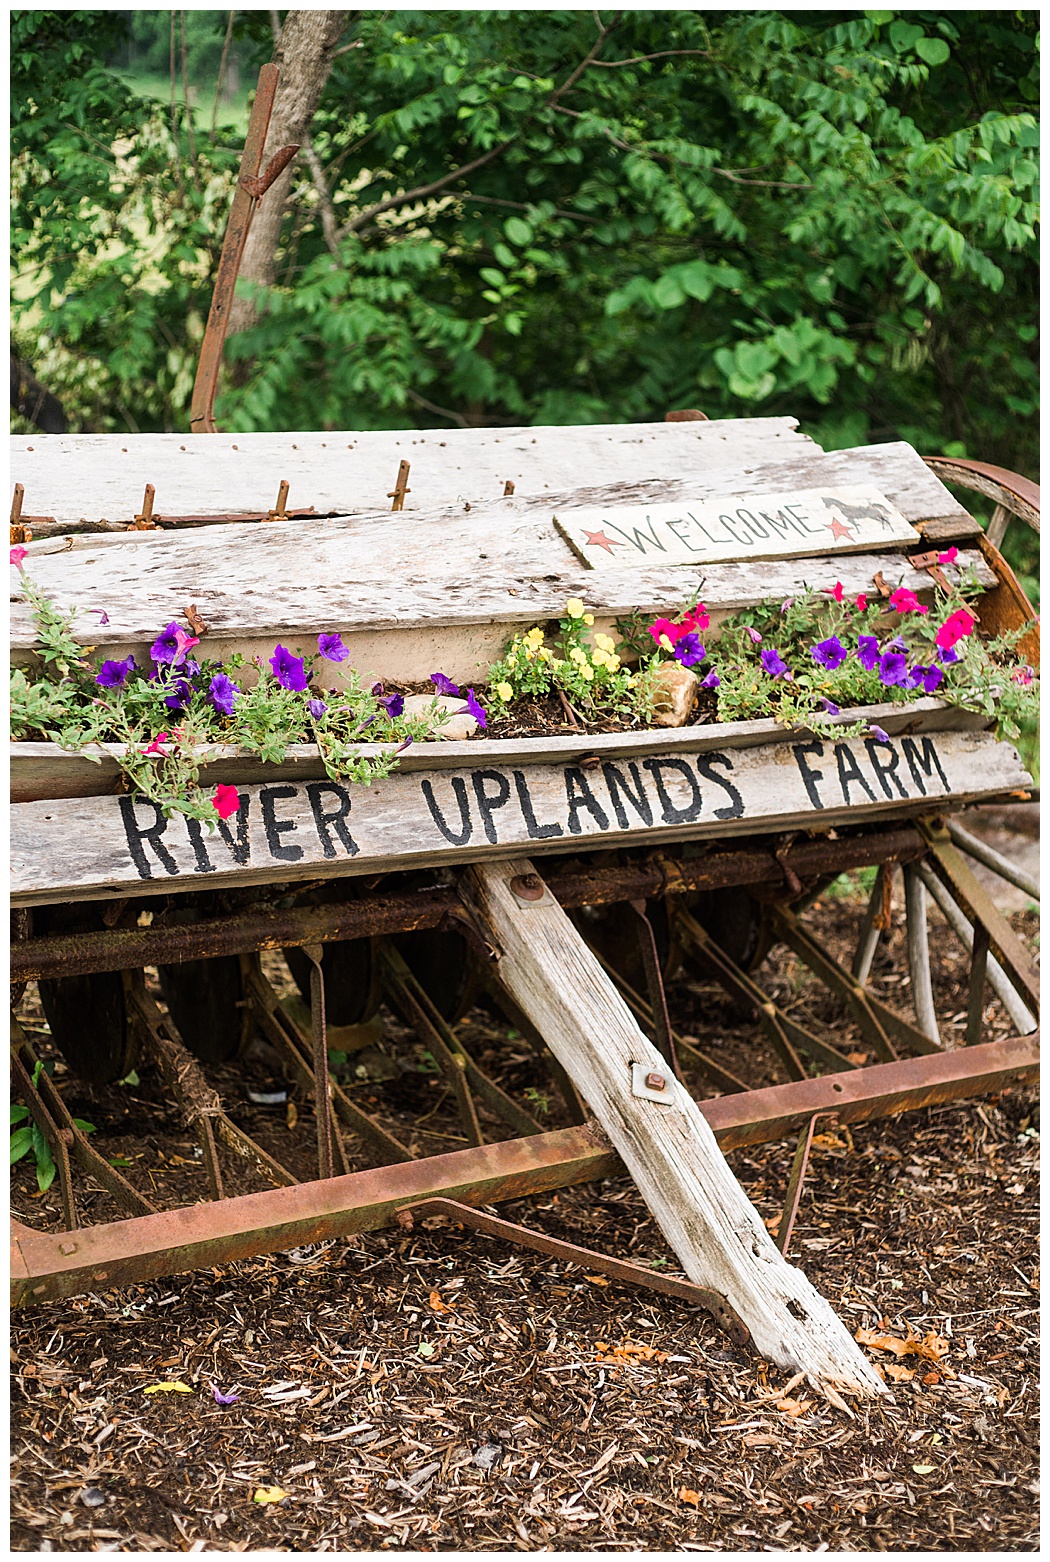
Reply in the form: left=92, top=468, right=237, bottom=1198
left=579, top=663, right=594, bottom=681
left=594, top=633, right=616, bottom=652
left=538, top=646, right=553, bottom=661
left=495, top=681, right=514, bottom=702
left=659, top=633, right=674, bottom=653
left=569, top=646, right=587, bottom=665
left=583, top=613, right=595, bottom=626
left=526, top=626, right=545, bottom=645
left=565, top=598, right=586, bottom=619
left=591, top=648, right=609, bottom=668
left=606, top=654, right=621, bottom=671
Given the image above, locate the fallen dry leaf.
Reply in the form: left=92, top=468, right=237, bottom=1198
left=253, top=1486, right=289, bottom=1505
left=584, top=1274, right=610, bottom=1286
left=679, top=1488, right=701, bottom=1508
left=856, top=1326, right=949, bottom=1362
left=428, top=1291, right=455, bottom=1314
left=142, top=1381, right=192, bottom=1395
left=776, top=1397, right=815, bottom=1417
left=882, top=1361, right=916, bottom=1383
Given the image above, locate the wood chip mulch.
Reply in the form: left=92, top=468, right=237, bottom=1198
left=11, top=887, right=1039, bottom=1553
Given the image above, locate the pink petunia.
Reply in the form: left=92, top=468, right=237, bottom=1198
left=212, top=784, right=241, bottom=820
left=10, top=546, right=27, bottom=569
left=647, top=616, right=687, bottom=645
left=682, top=602, right=710, bottom=634
left=935, top=607, right=977, bottom=651
left=829, top=581, right=845, bottom=603
left=889, top=587, right=928, bottom=615
left=855, top=593, right=868, bottom=612
left=172, top=627, right=200, bottom=665
left=144, top=732, right=170, bottom=756
left=937, top=546, right=959, bottom=566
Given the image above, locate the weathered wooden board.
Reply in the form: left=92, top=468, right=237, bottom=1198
left=10, top=442, right=981, bottom=686
left=9, top=699, right=993, bottom=803
left=11, top=728, right=1030, bottom=906
left=11, top=417, right=814, bottom=524
left=462, top=857, right=887, bottom=1392
left=554, top=484, right=917, bottom=569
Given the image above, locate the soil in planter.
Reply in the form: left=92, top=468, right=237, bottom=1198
left=392, top=680, right=721, bottom=740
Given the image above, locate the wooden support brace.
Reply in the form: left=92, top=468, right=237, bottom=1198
left=459, top=857, right=887, bottom=1395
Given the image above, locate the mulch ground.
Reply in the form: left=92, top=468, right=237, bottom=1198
left=11, top=876, right=1039, bottom=1552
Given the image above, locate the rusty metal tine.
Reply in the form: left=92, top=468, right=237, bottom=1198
left=904, top=864, right=941, bottom=1048
left=387, top=460, right=411, bottom=511
left=946, top=817, right=1039, bottom=903
left=629, top=899, right=681, bottom=1080
left=471, top=960, right=590, bottom=1124
left=769, top=906, right=914, bottom=1060
left=775, top=1114, right=822, bottom=1256
left=266, top=479, right=291, bottom=522
left=914, top=861, right=1036, bottom=1035
left=590, top=945, right=751, bottom=1096
left=243, top=960, right=413, bottom=1165
left=189, top=64, right=291, bottom=435
left=375, top=943, right=485, bottom=1147
left=966, top=922, right=992, bottom=1048
left=676, top=909, right=857, bottom=1076
left=10, top=1040, right=77, bottom=1232
left=304, top=945, right=335, bottom=1182
left=399, top=1198, right=750, bottom=1348
left=11, top=482, right=25, bottom=527
left=852, top=863, right=890, bottom=983
left=198, top=1116, right=224, bottom=1201
left=13, top=1031, right=157, bottom=1217
left=917, top=821, right=1040, bottom=1015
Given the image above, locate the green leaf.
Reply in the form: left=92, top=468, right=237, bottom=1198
left=915, top=37, right=950, bottom=66
left=10, top=1127, right=33, bottom=1163
left=11, top=1104, right=29, bottom=1125
left=504, top=216, right=532, bottom=246
left=889, top=21, right=924, bottom=51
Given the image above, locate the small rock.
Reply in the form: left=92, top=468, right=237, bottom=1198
left=650, top=662, right=699, bottom=727
left=402, top=693, right=478, bottom=741
left=80, top=1487, right=106, bottom=1508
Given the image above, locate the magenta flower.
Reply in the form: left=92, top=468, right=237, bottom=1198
left=270, top=645, right=309, bottom=692
left=878, top=650, right=908, bottom=687
left=379, top=693, right=404, bottom=718
left=937, top=546, right=959, bottom=565
left=889, top=587, right=928, bottom=615
left=307, top=697, right=328, bottom=719
left=430, top=672, right=460, bottom=697
left=744, top=627, right=763, bottom=645
left=857, top=635, right=880, bottom=671
left=811, top=636, right=847, bottom=671
left=10, top=546, right=27, bottom=569
left=212, top=786, right=240, bottom=822
left=144, top=732, right=170, bottom=756
left=760, top=648, right=787, bottom=678
left=95, top=655, right=135, bottom=689
left=829, top=581, right=845, bottom=603
left=459, top=688, right=487, bottom=729
left=317, top=632, right=349, bottom=662
left=673, top=633, right=705, bottom=668
left=935, top=608, right=977, bottom=651
left=211, top=1386, right=240, bottom=1406
left=700, top=671, right=720, bottom=689
left=648, top=616, right=683, bottom=646
left=1012, top=665, right=1035, bottom=686
left=209, top=672, right=240, bottom=716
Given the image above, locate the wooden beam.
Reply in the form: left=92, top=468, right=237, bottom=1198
left=459, top=856, right=887, bottom=1394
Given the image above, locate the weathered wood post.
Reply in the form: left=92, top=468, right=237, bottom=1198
left=462, top=856, right=887, bottom=1397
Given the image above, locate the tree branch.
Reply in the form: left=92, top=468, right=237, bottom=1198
left=589, top=48, right=711, bottom=67
left=547, top=9, right=623, bottom=105
left=405, top=388, right=469, bottom=427
left=302, top=138, right=342, bottom=255
left=339, top=141, right=513, bottom=237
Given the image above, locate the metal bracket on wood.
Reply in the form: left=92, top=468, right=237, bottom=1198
left=387, top=460, right=411, bottom=512
left=129, top=483, right=158, bottom=530
left=395, top=1197, right=751, bottom=1348
left=774, top=1112, right=837, bottom=1257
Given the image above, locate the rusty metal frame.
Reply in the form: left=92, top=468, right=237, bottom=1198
left=11, top=1034, right=1037, bottom=1308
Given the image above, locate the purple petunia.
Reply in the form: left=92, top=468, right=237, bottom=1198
left=811, top=635, right=848, bottom=671
left=307, top=698, right=328, bottom=719
left=431, top=672, right=460, bottom=697
left=379, top=693, right=404, bottom=718
left=908, top=665, right=944, bottom=695
left=459, top=688, right=487, bottom=729
left=150, top=622, right=184, bottom=665
left=209, top=672, right=240, bottom=716
left=211, top=1386, right=239, bottom=1406
left=760, top=647, right=788, bottom=678
left=673, top=633, right=705, bottom=668
left=700, top=671, right=721, bottom=689
left=744, top=626, right=763, bottom=645
left=95, top=655, right=135, bottom=689
left=867, top=725, right=890, bottom=743
left=936, top=645, right=960, bottom=665
left=818, top=697, right=841, bottom=714
left=317, top=632, right=349, bottom=662
left=857, top=635, right=880, bottom=671
left=878, top=650, right=908, bottom=687
left=164, top=679, right=193, bottom=712
left=270, top=644, right=309, bottom=692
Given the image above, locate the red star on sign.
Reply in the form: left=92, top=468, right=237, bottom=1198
left=825, top=515, right=854, bottom=542
left=583, top=529, right=621, bottom=553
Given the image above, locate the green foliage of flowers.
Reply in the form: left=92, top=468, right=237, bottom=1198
left=11, top=1065, right=95, bottom=1194
left=487, top=597, right=657, bottom=724
left=10, top=575, right=442, bottom=823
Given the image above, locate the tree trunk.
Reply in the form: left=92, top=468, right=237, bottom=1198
left=227, top=9, right=349, bottom=340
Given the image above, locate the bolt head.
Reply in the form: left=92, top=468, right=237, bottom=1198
left=510, top=874, right=545, bottom=902
left=645, top=1072, right=666, bottom=1092
left=59, top=1241, right=78, bottom=1256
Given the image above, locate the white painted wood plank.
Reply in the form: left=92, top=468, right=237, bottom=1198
left=9, top=699, right=993, bottom=803
left=11, top=417, right=814, bottom=524
left=11, top=728, right=1030, bottom=906
left=460, top=855, right=887, bottom=1391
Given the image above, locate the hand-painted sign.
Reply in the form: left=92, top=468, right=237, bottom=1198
left=554, top=485, right=917, bottom=570
left=11, top=730, right=1027, bottom=906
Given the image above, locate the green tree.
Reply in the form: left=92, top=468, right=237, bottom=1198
left=12, top=9, right=1039, bottom=497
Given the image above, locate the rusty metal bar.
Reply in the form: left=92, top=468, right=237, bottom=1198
left=966, top=922, right=992, bottom=1048
left=630, top=899, right=680, bottom=1080
left=11, top=1034, right=1037, bottom=1307
left=10, top=826, right=928, bottom=983
left=304, top=945, right=336, bottom=1182
left=918, top=820, right=1040, bottom=1016
left=774, top=1113, right=824, bottom=1257
left=10, top=1046, right=77, bottom=1232
left=189, top=65, right=300, bottom=434
left=397, top=1198, right=750, bottom=1347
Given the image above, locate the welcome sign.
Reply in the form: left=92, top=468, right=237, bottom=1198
left=554, top=484, right=917, bottom=570
left=11, top=730, right=1027, bottom=905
